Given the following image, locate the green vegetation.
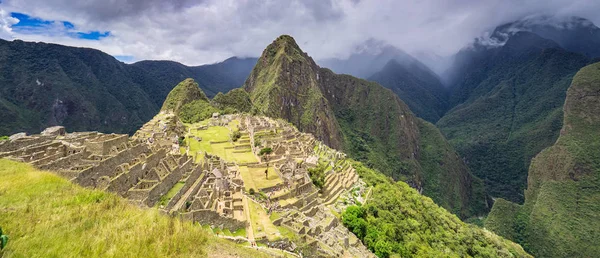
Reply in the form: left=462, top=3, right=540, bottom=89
left=417, top=119, right=489, bottom=217
left=211, top=88, right=253, bottom=113
left=178, top=99, right=220, bottom=123
left=485, top=62, right=600, bottom=257
left=184, top=119, right=257, bottom=163
left=307, top=162, right=326, bottom=189
left=0, top=136, right=8, bottom=141
left=161, top=78, right=208, bottom=113
left=343, top=162, right=530, bottom=258
left=438, top=34, right=590, bottom=203
left=259, top=147, right=273, bottom=156
left=157, top=181, right=185, bottom=207
left=231, top=130, right=242, bottom=142
left=0, top=159, right=267, bottom=258
left=0, top=226, right=7, bottom=250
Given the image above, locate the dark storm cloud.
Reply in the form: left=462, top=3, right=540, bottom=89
left=0, top=0, right=598, bottom=66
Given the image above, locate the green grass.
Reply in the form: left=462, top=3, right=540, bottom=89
left=157, top=181, right=185, bottom=207
left=185, top=120, right=258, bottom=163
left=0, top=159, right=269, bottom=258
left=239, top=166, right=281, bottom=192
left=247, top=199, right=280, bottom=241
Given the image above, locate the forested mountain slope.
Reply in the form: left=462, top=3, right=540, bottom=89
left=485, top=61, right=600, bottom=257
left=0, top=39, right=255, bottom=136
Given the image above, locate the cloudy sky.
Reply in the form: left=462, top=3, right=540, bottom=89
left=0, top=0, right=598, bottom=65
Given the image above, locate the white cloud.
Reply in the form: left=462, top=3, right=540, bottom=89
left=0, top=9, right=19, bottom=39
left=0, top=0, right=599, bottom=65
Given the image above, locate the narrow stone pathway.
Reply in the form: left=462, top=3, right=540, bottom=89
left=242, top=195, right=255, bottom=243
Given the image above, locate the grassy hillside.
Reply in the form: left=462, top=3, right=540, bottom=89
left=485, top=62, right=600, bottom=257
left=438, top=32, right=590, bottom=202
left=0, top=159, right=268, bottom=258
left=343, top=162, right=530, bottom=258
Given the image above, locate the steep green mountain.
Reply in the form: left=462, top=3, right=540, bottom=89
left=485, top=62, right=600, bottom=257
left=160, top=78, right=208, bottom=113
left=243, top=35, right=344, bottom=149
left=369, top=59, right=449, bottom=122
left=244, top=35, right=489, bottom=218
left=438, top=32, right=590, bottom=202
left=0, top=39, right=256, bottom=136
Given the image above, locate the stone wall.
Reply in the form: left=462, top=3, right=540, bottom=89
left=190, top=210, right=246, bottom=231
left=166, top=165, right=204, bottom=210
left=75, top=143, right=149, bottom=187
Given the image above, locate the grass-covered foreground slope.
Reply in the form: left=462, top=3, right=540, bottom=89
left=485, top=62, right=600, bottom=257
left=245, top=35, right=489, bottom=218
left=0, top=159, right=268, bottom=258
left=342, top=162, right=530, bottom=258
left=438, top=32, right=590, bottom=203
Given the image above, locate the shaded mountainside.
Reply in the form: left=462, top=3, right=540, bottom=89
left=245, top=35, right=488, bottom=218
left=318, top=40, right=448, bottom=123
left=485, top=62, right=600, bottom=257
left=438, top=32, right=591, bottom=202
left=369, top=59, right=449, bottom=122
left=0, top=39, right=255, bottom=136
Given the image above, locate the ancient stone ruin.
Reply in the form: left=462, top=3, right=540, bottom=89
left=0, top=112, right=375, bottom=257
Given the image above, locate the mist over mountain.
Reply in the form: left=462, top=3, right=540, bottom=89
left=443, top=15, right=600, bottom=86
left=318, top=39, right=440, bottom=80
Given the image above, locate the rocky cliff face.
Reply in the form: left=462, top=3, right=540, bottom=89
left=244, top=35, right=489, bottom=217
left=485, top=62, right=600, bottom=257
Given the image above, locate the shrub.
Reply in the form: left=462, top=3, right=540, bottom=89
left=0, top=136, right=8, bottom=141
left=307, top=162, right=326, bottom=189
left=249, top=188, right=255, bottom=195
left=231, top=130, right=241, bottom=142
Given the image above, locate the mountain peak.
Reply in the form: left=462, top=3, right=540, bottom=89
left=257, top=35, right=312, bottom=65
left=161, top=78, right=208, bottom=113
